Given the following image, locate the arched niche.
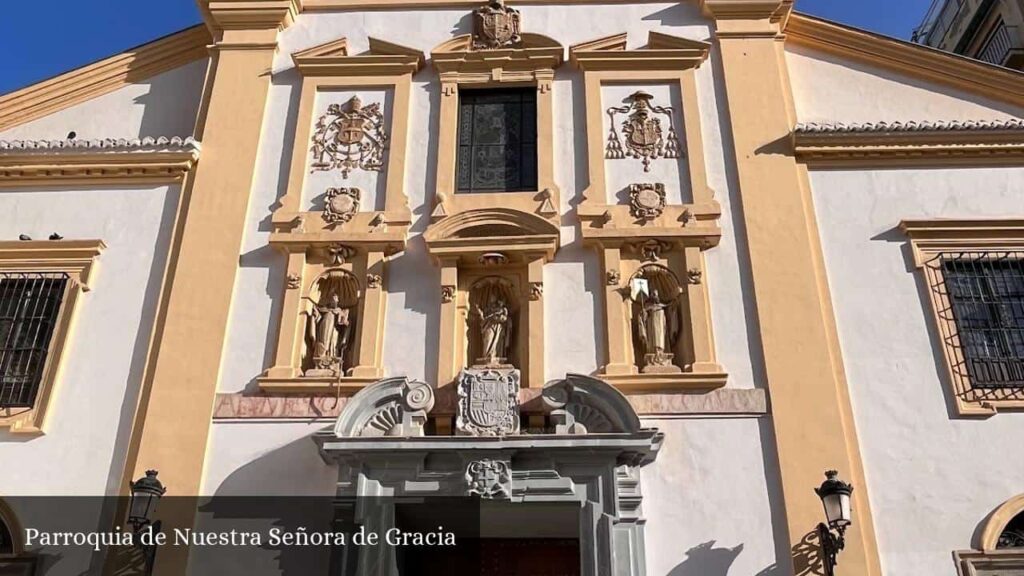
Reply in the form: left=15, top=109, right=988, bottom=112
left=627, top=264, right=685, bottom=373
left=425, top=208, right=558, bottom=393
left=466, top=276, right=519, bottom=368
left=0, top=498, right=24, bottom=556
left=303, top=268, right=362, bottom=377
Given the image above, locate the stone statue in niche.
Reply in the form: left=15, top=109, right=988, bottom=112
left=472, top=0, right=521, bottom=50
left=606, top=91, right=681, bottom=172
left=310, top=95, right=387, bottom=178
left=630, top=269, right=682, bottom=373
left=474, top=298, right=512, bottom=368
left=304, top=271, right=359, bottom=377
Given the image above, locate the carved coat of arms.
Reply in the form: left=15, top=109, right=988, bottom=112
left=472, top=0, right=522, bottom=50
left=457, top=368, right=520, bottom=436
left=310, top=95, right=388, bottom=178
left=466, top=459, right=511, bottom=499
left=606, top=91, right=681, bottom=172
left=322, top=187, right=360, bottom=224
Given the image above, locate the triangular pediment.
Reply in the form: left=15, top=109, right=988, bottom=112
left=570, top=31, right=710, bottom=70
left=431, top=33, right=564, bottom=73
left=292, top=36, right=425, bottom=76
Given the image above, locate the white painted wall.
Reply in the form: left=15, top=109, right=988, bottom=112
left=0, top=59, right=208, bottom=141
left=0, top=183, right=179, bottom=576
left=641, top=416, right=787, bottom=576
left=786, top=44, right=1024, bottom=122
left=811, top=167, right=1024, bottom=575
left=0, top=184, right=179, bottom=496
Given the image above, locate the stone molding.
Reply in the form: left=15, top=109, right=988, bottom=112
left=795, top=119, right=1024, bottom=134
left=793, top=120, right=1024, bottom=166
left=212, top=386, right=768, bottom=419
left=785, top=12, right=1024, bottom=109
left=0, top=137, right=202, bottom=187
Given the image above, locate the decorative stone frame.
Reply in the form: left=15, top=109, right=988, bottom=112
left=901, top=218, right=1024, bottom=416
left=315, top=374, right=663, bottom=576
left=259, top=38, right=425, bottom=393
left=570, top=32, right=726, bottom=392
left=0, top=498, right=36, bottom=572
left=424, top=208, right=559, bottom=392
left=428, top=32, right=564, bottom=223
left=0, top=240, right=104, bottom=434
left=954, top=493, right=1024, bottom=574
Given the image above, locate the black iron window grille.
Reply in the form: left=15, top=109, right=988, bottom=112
left=999, top=512, right=1024, bottom=549
left=940, top=252, right=1024, bottom=389
left=456, top=88, right=538, bottom=193
left=0, top=272, right=69, bottom=409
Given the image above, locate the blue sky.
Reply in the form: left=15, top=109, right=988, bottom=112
left=0, top=0, right=934, bottom=95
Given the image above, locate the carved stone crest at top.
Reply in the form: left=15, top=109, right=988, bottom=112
left=606, top=91, right=681, bottom=172
left=472, top=0, right=522, bottom=50
left=310, top=95, right=388, bottom=178
left=466, top=459, right=511, bottom=499
left=457, top=368, right=520, bottom=436
left=629, top=183, right=666, bottom=221
left=322, top=187, right=360, bottom=224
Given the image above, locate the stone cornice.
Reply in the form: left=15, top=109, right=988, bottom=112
left=0, top=137, right=201, bottom=187
left=0, top=26, right=211, bottom=133
left=700, top=0, right=793, bottom=21
left=569, top=31, right=711, bottom=71
left=795, top=119, right=1024, bottom=134
left=793, top=120, right=1024, bottom=166
left=200, top=0, right=302, bottom=31
left=785, top=12, right=1024, bottom=108
left=291, top=37, right=426, bottom=76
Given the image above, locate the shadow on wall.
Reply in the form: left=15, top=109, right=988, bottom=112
left=192, top=432, right=337, bottom=575
left=668, top=541, right=744, bottom=576
left=133, top=58, right=208, bottom=139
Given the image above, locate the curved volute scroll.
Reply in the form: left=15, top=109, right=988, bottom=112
left=542, top=373, right=642, bottom=434
left=334, top=377, right=435, bottom=438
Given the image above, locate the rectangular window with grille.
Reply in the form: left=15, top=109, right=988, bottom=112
left=941, top=253, right=1024, bottom=389
left=0, top=272, right=69, bottom=409
left=456, top=87, right=538, bottom=193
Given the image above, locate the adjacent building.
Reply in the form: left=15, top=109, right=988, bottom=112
left=1, top=1, right=1024, bottom=575
left=914, top=0, right=1024, bottom=69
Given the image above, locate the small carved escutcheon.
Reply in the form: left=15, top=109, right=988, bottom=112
left=466, top=459, right=512, bottom=499
left=472, top=0, right=521, bottom=50
left=322, top=187, right=361, bottom=224
left=629, top=183, right=666, bottom=221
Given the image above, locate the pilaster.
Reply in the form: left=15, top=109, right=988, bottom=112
left=120, top=2, right=292, bottom=574
left=704, top=2, right=882, bottom=574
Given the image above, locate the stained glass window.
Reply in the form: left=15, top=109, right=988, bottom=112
left=456, top=88, right=537, bottom=193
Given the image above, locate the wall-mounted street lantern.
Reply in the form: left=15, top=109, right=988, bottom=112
left=128, top=470, right=166, bottom=575
left=815, top=470, right=853, bottom=576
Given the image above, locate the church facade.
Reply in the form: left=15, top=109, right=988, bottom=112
left=1, top=0, right=1024, bottom=574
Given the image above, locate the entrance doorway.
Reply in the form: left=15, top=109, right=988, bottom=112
left=395, top=501, right=581, bottom=576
